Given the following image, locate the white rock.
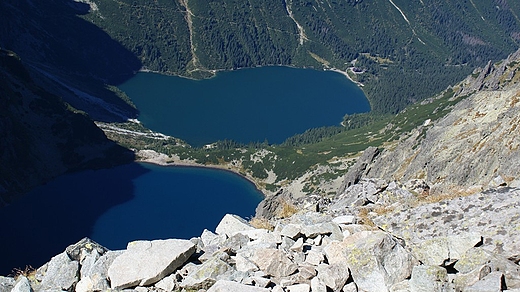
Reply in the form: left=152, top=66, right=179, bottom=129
left=77, top=250, right=122, bottom=292
left=409, top=265, right=449, bottom=292
left=332, top=215, right=356, bottom=225
left=39, top=252, right=79, bottom=291
left=134, top=286, right=148, bottom=292
left=201, top=229, right=225, bottom=247
left=291, top=237, right=305, bottom=252
left=215, top=214, right=255, bottom=237
left=413, top=233, right=482, bottom=266
left=154, top=274, right=176, bottom=292
left=251, top=248, right=298, bottom=278
left=108, top=239, right=196, bottom=289
left=75, top=278, right=92, bottom=292
left=286, top=283, right=311, bottom=292
left=489, top=175, right=507, bottom=188
left=281, top=224, right=302, bottom=239
left=234, top=254, right=259, bottom=273
left=0, top=276, right=15, bottom=292
left=11, top=276, right=32, bottom=292
left=314, top=234, right=323, bottom=246
left=316, top=263, right=350, bottom=291
left=305, top=249, right=324, bottom=266
left=342, top=282, right=358, bottom=292
left=463, top=271, right=504, bottom=292
left=206, top=279, right=270, bottom=291
left=311, top=277, right=328, bottom=292
left=180, top=258, right=231, bottom=290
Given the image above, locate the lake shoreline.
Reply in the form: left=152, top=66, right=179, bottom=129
left=135, top=149, right=268, bottom=200
left=326, top=68, right=365, bottom=87
left=123, top=66, right=369, bottom=146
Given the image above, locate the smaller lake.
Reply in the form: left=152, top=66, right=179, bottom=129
left=119, top=66, right=370, bottom=147
left=0, top=163, right=262, bottom=275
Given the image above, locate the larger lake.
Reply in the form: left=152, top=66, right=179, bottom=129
left=0, top=163, right=262, bottom=275
left=120, top=66, right=370, bottom=146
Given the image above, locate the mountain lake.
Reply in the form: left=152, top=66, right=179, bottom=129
left=0, top=66, right=369, bottom=274
left=120, top=66, right=369, bottom=146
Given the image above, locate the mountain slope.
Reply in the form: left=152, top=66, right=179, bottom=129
left=352, top=49, right=520, bottom=195
left=0, top=0, right=141, bottom=121
left=0, top=49, right=133, bottom=204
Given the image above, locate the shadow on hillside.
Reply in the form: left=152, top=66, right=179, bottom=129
left=0, top=162, right=150, bottom=276
left=0, top=0, right=142, bottom=122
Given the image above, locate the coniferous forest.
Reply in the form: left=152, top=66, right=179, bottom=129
left=80, top=0, right=520, bottom=114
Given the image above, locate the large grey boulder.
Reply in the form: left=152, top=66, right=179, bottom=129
left=463, top=272, right=504, bottom=292
left=180, top=258, right=232, bottom=290
left=38, top=252, right=79, bottom=291
left=251, top=248, right=298, bottom=278
left=326, top=231, right=415, bottom=292
left=409, top=265, right=450, bottom=292
left=302, top=222, right=343, bottom=241
left=234, top=254, right=259, bottom=273
left=200, top=229, right=227, bottom=247
left=76, top=250, right=123, bottom=292
left=215, top=214, right=255, bottom=237
left=11, top=276, right=32, bottom=292
left=316, top=263, right=350, bottom=292
left=454, top=247, right=520, bottom=289
left=412, top=233, right=482, bottom=266
left=207, top=279, right=270, bottom=291
left=0, top=276, right=15, bottom=292
left=107, top=239, right=196, bottom=289
left=280, top=224, right=302, bottom=239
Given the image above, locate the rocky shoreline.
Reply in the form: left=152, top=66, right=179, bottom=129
left=2, top=177, right=518, bottom=292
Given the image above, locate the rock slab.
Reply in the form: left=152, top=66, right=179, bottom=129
left=108, top=239, right=196, bottom=289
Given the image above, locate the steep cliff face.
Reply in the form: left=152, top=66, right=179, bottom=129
left=0, top=0, right=141, bottom=122
left=354, top=49, right=520, bottom=194
left=0, top=50, right=133, bottom=204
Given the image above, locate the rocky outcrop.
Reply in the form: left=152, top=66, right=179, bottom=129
left=349, top=49, right=520, bottom=195
left=107, top=239, right=196, bottom=289
left=5, top=180, right=518, bottom=292
left=255, top=189, right=295, bottom=220
left=337, top=146, right=380, bottom=194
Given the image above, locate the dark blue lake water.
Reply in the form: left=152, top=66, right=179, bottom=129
left=0, top=163, right=262, bottom=275
left=120, top=66, right=370, bottom=146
